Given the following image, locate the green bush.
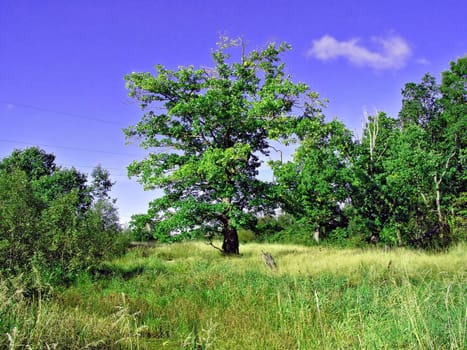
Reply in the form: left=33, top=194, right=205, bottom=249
left=380, top=225, right=400, bottom=246
left=267, top=223, right=317, bottom=245
left=0, top=149, right=127, bottom=292
left=449, top=192, right=467, bottom=244
left=0, top=170, right=43, bottom=280
left=346, top=214, right=371, bottom=242
left=238, top=229, right=256, bottom=243
left=325, top=227, right=350, bottom=247
left=129, top=213, right=155, bottom=242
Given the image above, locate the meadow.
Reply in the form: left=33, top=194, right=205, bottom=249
left=1, top=242, right=466, bottom=349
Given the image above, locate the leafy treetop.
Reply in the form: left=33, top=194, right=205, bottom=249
left=124, top=38, right=318, bottom=253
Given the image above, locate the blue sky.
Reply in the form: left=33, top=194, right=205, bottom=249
left=1, top=0, right=466, bottom=223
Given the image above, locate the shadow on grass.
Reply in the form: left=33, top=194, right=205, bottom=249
left=89, top=264, right=146, bottom=280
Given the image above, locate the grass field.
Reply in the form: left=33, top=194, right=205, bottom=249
left=2, top=242, right=466, bottom=349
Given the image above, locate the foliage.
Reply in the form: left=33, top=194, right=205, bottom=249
left=272, top=114, right=354, bottom=240
left=0, top=146, right=56, bottom=179
left=448, top=191, right=467, bottom=244
left=90, top=165, right=120, bottom=231
left=250, top=213, right=317, bottom=245
left=237, top=228, right=256, bottom=243
left=128, top=213, right=154, bottom=242
left=349, top=112, right=401, bottom=244
left=0, top=169, right=43, bottom=281
left=123, top=52, right=465, bottom=249
left=264, top=56, right=465, bottom=248
left=394, top=56, right=465, bottom=246
left=0, top=147, right=125, bottom=291
left=343, top=57, right=466, bottom=248
left=124, top=37, right=317, bottom=253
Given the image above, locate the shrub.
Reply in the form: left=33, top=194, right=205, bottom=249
left=238, top=229, right=256, bottom=243
left=129, top=213, right=155, bottom=242
left=0, top=148, right=127, bottom=292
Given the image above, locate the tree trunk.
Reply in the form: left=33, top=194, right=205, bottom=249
left=434, top=173, right=444, bottom=224
left=433, top=151, right=456, bottom=225
left=313, top=226, right=320, bottom=244
left=221, top=217, right=239, bottom=255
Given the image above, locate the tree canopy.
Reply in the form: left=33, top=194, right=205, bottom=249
left=271, top=56, right=466, bottom=248
left=124, top=38, right=318, bottom=253
left=271, top=114, right=354, bottom=240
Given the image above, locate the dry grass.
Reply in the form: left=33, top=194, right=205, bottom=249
left=1, top=242, right=466, bottom=349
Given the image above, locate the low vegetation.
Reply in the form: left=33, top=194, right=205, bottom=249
left=2, top=242, right=465, bottom=349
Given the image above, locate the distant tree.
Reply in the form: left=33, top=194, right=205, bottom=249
left=0, top=169, right=42, bottom=277
left=90, top=165, right=120, bottom=231
left=34, top=167, right=90, bottom=212
left=438, top=56, right=466, bottom=207
left=90, top=164, right=114, bottom=200
left=350, top=112, right=401, bottom=243
left=0, top=146, right=91, bottom=211
left=345, top=57, right=466, bottom=247
left=379, top=123, right=431, bottom=245
left=0, top=146, right=56, bottom=179
left=397, top=56, right=466, bottom=245
left=272, top=113, right=354, bottom=241
left=124, top=38, right=316, bottom=254
left=128, top=213, right=155, bottom=242
left=399, top=73, right=442, bottom=130
left=440, top=57, right=467, bottom=241
left=0, top=148, right=124, bottom=290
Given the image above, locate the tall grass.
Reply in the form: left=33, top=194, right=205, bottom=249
left=1, top=242, right=466, bottom=349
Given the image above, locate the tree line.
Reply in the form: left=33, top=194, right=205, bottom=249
left=125, top=38, right=465, bottom=253
left=0, top=38, right=464, bottom=282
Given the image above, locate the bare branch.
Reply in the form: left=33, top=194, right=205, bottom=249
left=438, top=150, right=456, bottom=185
left=206, top=240, right=223, bottom=253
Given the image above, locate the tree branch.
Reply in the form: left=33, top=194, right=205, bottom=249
left=206, top=240, right=224, bottom=253
left=437, top=150, right=456, bottom=185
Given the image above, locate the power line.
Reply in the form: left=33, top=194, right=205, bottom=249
left=58, top=164, right=133, bottom=178
left=57, top=162, right=128, bottom=172
left=0, top=139, right=142, bottom=157
left=0, top=100, right=123, bottom=125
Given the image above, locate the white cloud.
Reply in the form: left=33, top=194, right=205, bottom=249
left=416, top=58, right=430, bottom=65
left=307, top=35, right=412, bottom=70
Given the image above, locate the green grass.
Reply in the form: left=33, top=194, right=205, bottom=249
left=1, top=242, right=466, bottom=349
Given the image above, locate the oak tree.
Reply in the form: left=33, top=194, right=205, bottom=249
left=124, top=38, right=313, bottom=254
